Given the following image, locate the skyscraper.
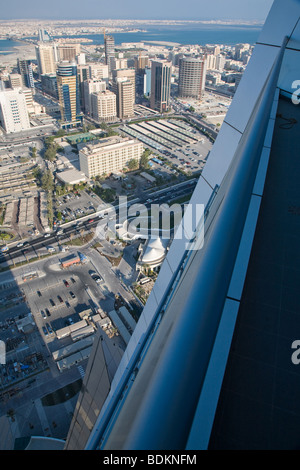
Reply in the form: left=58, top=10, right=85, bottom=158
left=104, top=34, right=115, bottom=77
left=17, top=59, right=35, bottom=90
left=35, top=44, right=57, bottom=77
left=112, top=78, right=135, bottom=120
left=150, top=60, right=172, bottom=113
left=56, top=61, right=82, bottom=128
left=178, top=57, right=207, bottom=100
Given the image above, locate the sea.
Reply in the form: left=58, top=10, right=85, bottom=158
left=0, top=38, right=24, bottom=55
left=0, top=24, right=262, bottom=55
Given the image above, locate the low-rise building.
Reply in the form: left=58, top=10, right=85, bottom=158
left=79, top=136, right=143, bottom=178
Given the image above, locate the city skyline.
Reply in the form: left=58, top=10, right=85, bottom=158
left=1, top=0, right=274, bottom=21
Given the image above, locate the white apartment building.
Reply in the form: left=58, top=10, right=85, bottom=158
left=90, top=90, right=117, bottom=123
left=83, top=79, right=106, bottom=115
left=0, top=88, right=31, bottom=133
left=79, top=136, right=144, bottom=178
left=89, top=63, right=109, bottom=82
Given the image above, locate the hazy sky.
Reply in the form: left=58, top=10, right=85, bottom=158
left=1, top=0, right=274, bottom=21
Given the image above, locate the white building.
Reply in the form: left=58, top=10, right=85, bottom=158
left=79, top=136, right=143, bottom=178
left=83, top=79, right=106, bottom=115
left=35, top=43, right=57, bottom=77
left=89, top=63, right=109, bottom=82
left=0, top=88, right=31, bottom=133
left=90, top=90, right=117, bottom=123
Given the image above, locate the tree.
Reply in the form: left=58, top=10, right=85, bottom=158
left=140, top=149, right=150, bottom=170
left=127, top=158, right=139, bottom=171
left=44, top=146, right=57, bottom=162
left=55, top=129, right=66, bottom=137
left=41, top=170, right=54, bottom=192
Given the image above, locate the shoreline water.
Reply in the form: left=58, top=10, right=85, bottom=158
left=0, top=24, right=261, bottom=66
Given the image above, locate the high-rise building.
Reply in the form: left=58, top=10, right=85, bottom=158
left=9, top=73, right=23, bottom=89
left=0, top=88, right=31, bottom=133
left=178, top=57, right=207, bottom=100
left=134, top=54, right=149, bottom=73
left=41, top=74, right=58, bottom=99
left=38, top=29, right=52, bottom=42
left=104, top=34, right=115, bottom=77
left=112, top=78, right=135, bottom=120
left=79, top=136, right=143, bottom=177
left=112, top=58, right=128, bottom=72
left=63, top=0, right=300, bottom=452
left=77, top=64, right=90, bottom=110
left=111, top=68, right=135, bottom=119
left=89, top=63, right=109, bottom=82
left=112, top=68, right=135, bottom=101
left=64, top=328, right=124, bottom=450
left=143, top=67, right=151, bottom=98
left=90, top=90, right=116, bottom=123
left=35, top=44, right=57, bottom=77
left=150, top=60, right=172, bottom=113
left=56, top=61, right=82, bottom=128
left=83, top=79, right=106, bottom=115
left=57, top=43, right=81, bottom=62
left=17, top=59, right=35, bottom=89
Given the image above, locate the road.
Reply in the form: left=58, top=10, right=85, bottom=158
left=0, top=178, right=198, bottom=263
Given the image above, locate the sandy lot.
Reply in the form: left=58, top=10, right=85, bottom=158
left=0, top=43, right=36, bottom=66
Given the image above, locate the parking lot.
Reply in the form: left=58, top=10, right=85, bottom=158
left=55, top=189, right=103, bottom=225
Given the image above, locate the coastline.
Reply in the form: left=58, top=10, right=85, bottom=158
left=0, top=42, right=36, bottom=65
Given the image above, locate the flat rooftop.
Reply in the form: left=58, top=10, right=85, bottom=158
left=209, top=94, right=300, bottom=449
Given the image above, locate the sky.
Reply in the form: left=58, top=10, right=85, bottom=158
left=1, top=0, right=274, bottom=21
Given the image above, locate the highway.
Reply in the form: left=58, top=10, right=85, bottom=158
left=0, top=178, right=198, bottom=262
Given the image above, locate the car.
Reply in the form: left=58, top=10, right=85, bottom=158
left=63, top=280, right=69, bottom=287
left=67, top=317, right=74, bottom=325
left=45, top=308, right=51, bottom=317
left=70, top=277, right=76, bottom=284
left=42, top=326, right=48, bottom=336
left=41, top=310, right=47, bottom=319
left=46, top=323, right=54, bottom=335
left=17, top=243, right=24, bottom=248
left=49, top=299, right=55, bottom=306
left=69, top=291, right=76, bottom=299
left=58, top=295, right=63, bottom=303
left=44, top=233, right=51, bottom=238
left=65, top=301, right=70, bottom=308
left=37, top=290, right=42, bottom=297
